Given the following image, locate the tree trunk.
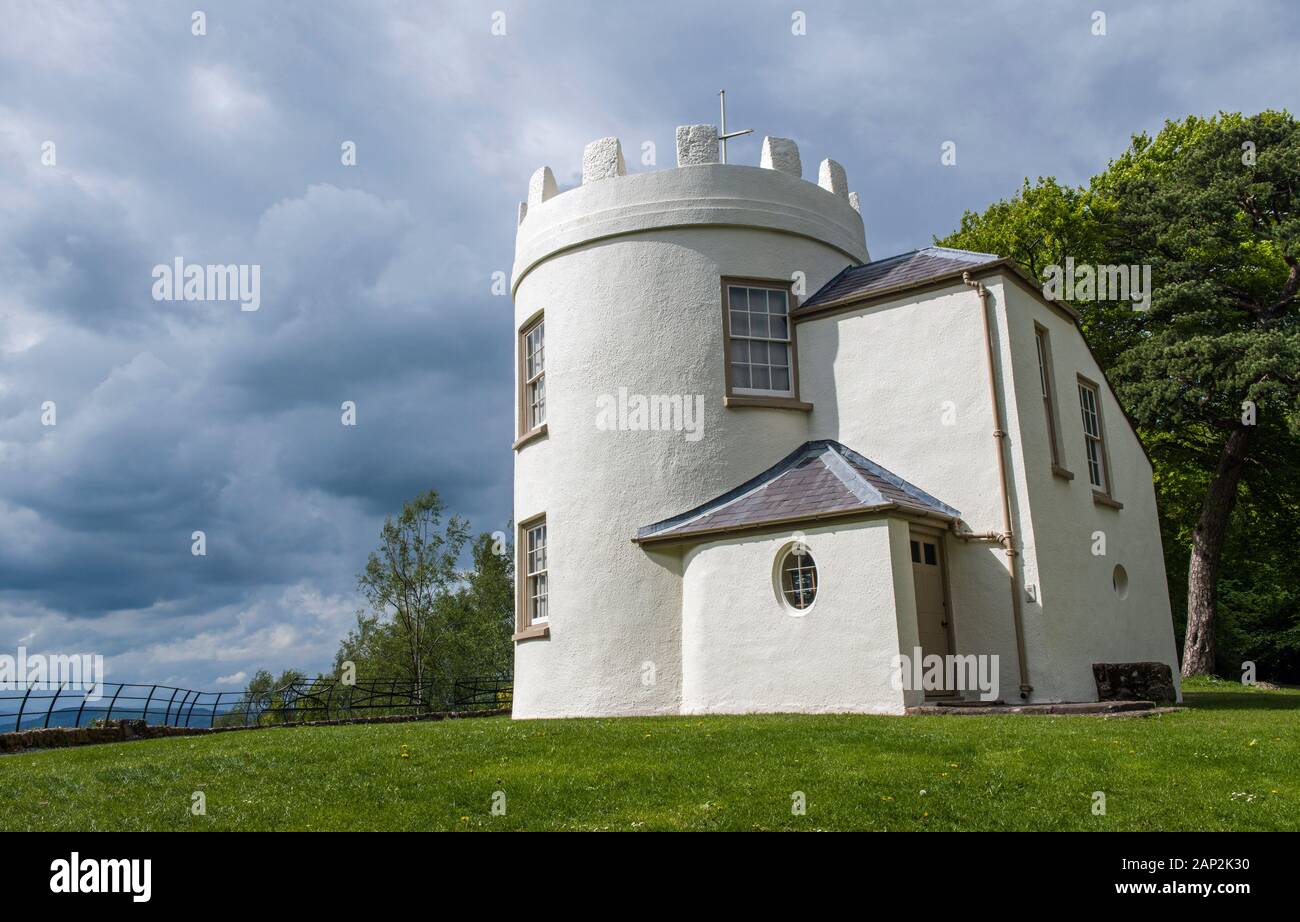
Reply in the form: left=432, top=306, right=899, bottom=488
left=1182, top=425, right=1252, bottom=676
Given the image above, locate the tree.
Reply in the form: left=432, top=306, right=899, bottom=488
left=934, top=175, right=1140, bottom=366
left=1101, top=112, right=1300, bottom=675
left=939, top=111, right=1300, bottom=678
left=942, top=176, right=1103, bottom=279
left=355, top=489, right=469, bottom=704
left=233, top=499, right=514, bottom=718
left=231, top=668, right=306, bottom=725
left=241, top=669, right=277, bottom=707
left=438, top=531, right=515, bottom=682
left=335, top=526, right=513, bottom=709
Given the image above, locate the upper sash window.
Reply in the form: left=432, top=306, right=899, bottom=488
left=725, top=283, right=793, bottom=396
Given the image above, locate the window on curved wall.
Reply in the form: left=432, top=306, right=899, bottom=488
left=779, top=546, right=818, bottom=610
left=723, top=281, right=796, bottom=397
left=524, top=518, right=547, bottom=624
left=522, top=318, right=545, bottom=432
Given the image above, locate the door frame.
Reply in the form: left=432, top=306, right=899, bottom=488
left=907, top=523, right=958, bottom=690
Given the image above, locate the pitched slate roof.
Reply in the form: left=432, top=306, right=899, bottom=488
left=636, top=440, right=960, bottom=544
left=800, top=246, right=1001, bottom=309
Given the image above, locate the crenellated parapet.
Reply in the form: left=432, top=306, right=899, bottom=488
left=515, top=126, right=865, bottom=230
left=582, top=136, right=627, bottom=183
left=527, top=166, right=557, bottom=209
left=760, top=136, right=801, bottom=177
left=675, top=125, right=720, bottom=165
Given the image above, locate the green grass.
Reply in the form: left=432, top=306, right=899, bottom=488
left=2, top=678, right=1296, bottom=831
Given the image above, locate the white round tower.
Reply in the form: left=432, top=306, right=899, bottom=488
left=510, top=128, right=869, bottom=718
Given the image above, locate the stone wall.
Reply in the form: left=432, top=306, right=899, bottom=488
left=1092, top=662, right=1177, bottom=704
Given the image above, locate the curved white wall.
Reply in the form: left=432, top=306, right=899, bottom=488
left=680, top=519, right=923, bottom=715
left=512, top=164, right=868, bottom=718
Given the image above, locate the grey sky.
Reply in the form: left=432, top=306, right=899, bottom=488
left=1, top=0, right=1295, bottom=689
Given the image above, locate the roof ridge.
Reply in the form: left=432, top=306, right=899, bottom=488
left=853, top=248, right=920, bottom=269
left=818, top=444, right=884, bottom=505
left=920, top=245, right=1001, bottom=261
left=835, top=443, right=961, bottom=517
left=635, top=441, right=820, bottom=538
left=812, top=261, right=858, bottom=292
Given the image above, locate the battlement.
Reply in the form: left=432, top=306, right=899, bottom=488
left=516, top=127, right=862, bottom=227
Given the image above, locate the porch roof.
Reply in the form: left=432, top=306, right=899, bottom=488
left=635, top=440, right=960, bottom=545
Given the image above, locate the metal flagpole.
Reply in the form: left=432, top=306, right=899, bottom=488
left=718, top=90, right=753, bottom=164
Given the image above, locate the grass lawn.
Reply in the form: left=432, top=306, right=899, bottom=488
left=1, top=678, right=1296, bottom=831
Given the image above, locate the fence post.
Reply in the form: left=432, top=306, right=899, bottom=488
left=210, top=692, right=222, bottom=728
left=43, top=680, right=67, bottom=729
left=183, top=691, right=201, bottom=727
left=185, top=690, right=206, bottom=728
left=141, top=684, right=158, bottom=725
left=74, top=683, right=96, bottom=728
left=14, top=679, right=37, bottom=732
left=104, top=683, right=125, bottom=722
left=170, top=689, right=191, bottom=727
left=162, top=687, right=180, bottom=725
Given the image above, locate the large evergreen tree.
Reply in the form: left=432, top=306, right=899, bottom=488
left=1100, top=113, right=1299, bottom=675
left=939, top=112, right=1300, bottom=678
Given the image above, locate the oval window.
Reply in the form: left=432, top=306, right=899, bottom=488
left=779, top=544, right=818, bottom=611
left=1113, top=564, right=1129, bottom=600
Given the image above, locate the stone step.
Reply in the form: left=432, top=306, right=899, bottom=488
left=906, top=699, right=1159, bottom=717
left=924, top=698, right=1005, bottom=707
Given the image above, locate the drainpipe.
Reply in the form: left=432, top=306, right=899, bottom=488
left=962, top=271, right=1033, bottom=699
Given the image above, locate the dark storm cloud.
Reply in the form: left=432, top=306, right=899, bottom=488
left=0, top=0, right=1295, bottom=686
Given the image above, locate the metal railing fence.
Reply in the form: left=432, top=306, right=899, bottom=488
left=0, top=675, right=512, bottom=733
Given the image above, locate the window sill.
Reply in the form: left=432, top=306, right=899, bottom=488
left=1092, top=492, right=1123, bottom=510
left=724, top=395, right=813, bottom=412
left=1051, top=464, right=1075, bottom=481
left=513, top=623, right=550, bottom=642
left=512, top=424, right=548, bottom=451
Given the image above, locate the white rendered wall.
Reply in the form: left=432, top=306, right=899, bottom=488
left=796, top=282, right=1027, bottom=696
left=998, top=279, right=1181, bottom=702
left=512, top=164, right=868, bottom=718
left=680, top=519, right=924, bottom=714
left=797, top=273, right=1179, bottom=703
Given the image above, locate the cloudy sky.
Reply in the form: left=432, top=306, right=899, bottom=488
left=1, top=0, right=1295, bottom=690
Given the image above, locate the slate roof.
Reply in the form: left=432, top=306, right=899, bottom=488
left=636, top=440, right=960, bottom=544
left=800, top=246, right=1002, bottom=309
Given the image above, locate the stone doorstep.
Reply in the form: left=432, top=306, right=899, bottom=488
left=905, top=700, right=1179, bottom=716
left=924, top=698, right=1006, bottom=707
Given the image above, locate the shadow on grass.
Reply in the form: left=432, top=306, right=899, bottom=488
left=1182, top=689, right=1300, bottom=711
